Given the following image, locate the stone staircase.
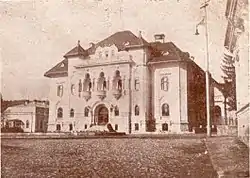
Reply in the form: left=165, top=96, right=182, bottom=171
left=87, top=123, right=115, bottom=132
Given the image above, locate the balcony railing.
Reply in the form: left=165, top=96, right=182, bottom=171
left=82, top=91, right=91, bottom=101
left=112, top=89, right=122, bottom=100
left=96, top=90, right=106, bottom=100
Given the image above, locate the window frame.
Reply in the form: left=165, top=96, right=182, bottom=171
left=135, top=123, right=139, bottom=131
left=26, top=120, right=29, bottom=128
left=84, top=107, right=89, bottom=117
left=135, top=105, right=140, bottom=116
left=161, top=76, right=169, bottom=91
left=114, top=106, right=119, bottom=116
left=57, top=85, right=63, bottom=97
left=134, top=78, right=140, bottom=91
left=70, top=108, right=75, bottom=118
left=57, top=107, right=63, bottom=118
left=161, top=103, right=170, bottom=116
left=115, top=124, right=118, bottom=131
left=162, top=123, right=168, bottom=131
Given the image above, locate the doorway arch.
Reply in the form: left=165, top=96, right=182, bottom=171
left=94, top=104, right=109, bottom=125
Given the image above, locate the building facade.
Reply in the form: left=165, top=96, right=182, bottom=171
left=44, top=31, right=212, bottom=134
left=2, top=100, right=49, bottom=133
left=224, top=0, right=249, bottom=143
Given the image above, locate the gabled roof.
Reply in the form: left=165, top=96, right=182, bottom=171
left=64, top=43, right=88, bottom=58
left=87, top=30, right=149, bottom=54
left=44, top=59, right=68, bottom=78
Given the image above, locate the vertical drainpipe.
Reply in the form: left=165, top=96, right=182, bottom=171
left=31, top=111, right=34, bottom=133
left=142, top=48, right=146, bottom=132
left=68, top=58, right=71, bottom=131
left=178, top=63, right=182, bottom=132
left=128, top=64, right=132, bottom=134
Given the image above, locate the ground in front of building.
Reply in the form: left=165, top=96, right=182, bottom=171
left=1, top=138, right=217, bottom=178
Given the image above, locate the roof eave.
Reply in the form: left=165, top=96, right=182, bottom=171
left=124, top=44, right=150, bottom=50
left=44, top=71, right=68, bottom=78
left=147, top=59, right=185, bottom=65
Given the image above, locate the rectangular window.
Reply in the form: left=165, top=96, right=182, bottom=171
left=162, top=123, right=168, bottom=131
left=115, top=124, right=118, bottom=131
left=134, top=79, right=140, bottom=91
left=85, top=124, right=88, bottom=129
left=135, top=123, right=139, bottom=131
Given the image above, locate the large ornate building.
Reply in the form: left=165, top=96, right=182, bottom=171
left=44, top=30, right=212, bottom=134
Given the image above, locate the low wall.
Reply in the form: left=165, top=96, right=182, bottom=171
left=237, top=104, right=249, bottom=147
left=0, top=132, right=207, bottom=139
left=217, top=125, right=237, bottom=136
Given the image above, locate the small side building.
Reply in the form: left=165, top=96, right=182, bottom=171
left=2, top=100, right=49, bottom=133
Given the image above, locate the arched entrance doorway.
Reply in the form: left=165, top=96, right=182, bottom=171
left=214, top=105, right=222, bottom=124
left=94, top=104, right=109, bottom=125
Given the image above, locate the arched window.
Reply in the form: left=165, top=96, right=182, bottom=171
left=78, top=79, right=82, bottom=97
left=57, top=107, right=63, bottom=118
left=162, top=103, right=169, bottom=116
left=161, top=76, right=169, bottom=91
left=113, top=70, right=122, bottom=90
left=135, top=105, right=140, bottom=116
left=84, top=107, right=89, bottom=117
left=26, top=120, right=29, bottom=128
left=83, top=73, right=92, bottom=91
left=71, top=84, right=76, bottom=95
left=57, top=85, right=63, bottom=97
left=114, top=106, right=119, bottom=116
left=97, top=72, right=106, bottom=90
left=70, top=108, right=74, bottom=118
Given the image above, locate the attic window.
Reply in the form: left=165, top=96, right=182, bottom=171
left=124, top=42, right=130, bottom=46
left=163, top=51, right=169, bottom=56
left=60, top=63, right=65, bottom=67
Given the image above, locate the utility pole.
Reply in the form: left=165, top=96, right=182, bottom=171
left=201, top=0, right=211, bottom=137
left=196, top=0, right=211, bottom=137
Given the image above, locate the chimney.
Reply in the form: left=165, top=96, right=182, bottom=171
left=138, top=31, right=142, bottom=39
left=154, top=34, right=165, bottom=43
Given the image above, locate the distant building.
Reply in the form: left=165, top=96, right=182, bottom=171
left=2, top=100, right=49, bottom=133
left=44, top=30, right=217, bottom=134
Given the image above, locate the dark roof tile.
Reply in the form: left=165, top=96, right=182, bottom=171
left=87, top=30, right=149, bottom=54
left=44, top=59, right=68, bottom=78
left=64, top=43, right=88, bottom=58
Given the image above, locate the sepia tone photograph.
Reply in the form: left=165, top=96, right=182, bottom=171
left=0, top=0, right=249, bottom=177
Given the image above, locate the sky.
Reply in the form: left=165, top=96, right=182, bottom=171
left=0, top=0, right=227, bottom=100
